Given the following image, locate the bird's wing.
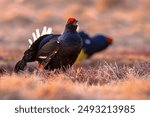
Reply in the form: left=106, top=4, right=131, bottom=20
left=36, top=39, right=60, bottom=68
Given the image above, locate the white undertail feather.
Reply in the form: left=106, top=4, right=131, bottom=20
left=32, top=32, right=37, bottom=41
left=28, top=26, right=52, bottom=47
left=28, top=39, right=33, bottom=45
left=35, top=29, right=40, bottom=39
left=41, top=26, right=47, bottom=35
left=46, top=27, right=52, bottom=35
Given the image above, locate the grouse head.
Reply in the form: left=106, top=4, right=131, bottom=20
left=106, top=37, right=113, bottom=43
left=65, top=18, right=78, bottom=31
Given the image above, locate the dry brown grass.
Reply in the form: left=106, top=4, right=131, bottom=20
left=0, top=60, right=150, bottom=100
left=0, top=0, right=150, bottom=100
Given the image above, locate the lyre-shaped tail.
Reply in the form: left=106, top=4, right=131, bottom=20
left=28, top=26, right=52, bottom=47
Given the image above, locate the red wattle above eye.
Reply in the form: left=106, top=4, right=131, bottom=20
left=67, top=18, right=76, bottom=23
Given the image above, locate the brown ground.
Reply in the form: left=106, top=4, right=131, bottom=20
left=0, top=0, right=150, bottom=99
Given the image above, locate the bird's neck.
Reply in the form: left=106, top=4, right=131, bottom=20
left=64, top=24, right=77, bottom=32
left=63, top=28, right=77, bottom=34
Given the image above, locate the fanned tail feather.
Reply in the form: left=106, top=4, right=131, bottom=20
left=46, top=27, right=52, bottom=34
left=41, top=26, right=47, bottom=36
left=28, top=39, right=33, bottom=45
left=28, top=26, right=52, bottom=47
left=35, top=29, right=40, bottom=39
left=32, top=32, right=37, bottom=41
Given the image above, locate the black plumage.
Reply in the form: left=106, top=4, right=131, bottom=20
left=79, top=31, right=113, bottom=58
left=14, top=18, right=82, bottom=72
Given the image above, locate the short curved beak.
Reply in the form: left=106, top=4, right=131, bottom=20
left=73, top=20, right=78, bottom=26
left=107, top=37, right=113, bottom=43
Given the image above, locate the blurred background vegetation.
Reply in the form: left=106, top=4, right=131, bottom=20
left=0, top=0, right=150, bottom=100
left=0, top=0, right=149, bottom=59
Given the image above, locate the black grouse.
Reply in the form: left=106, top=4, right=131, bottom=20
left=14, top=18, right=82, bottom=72
left=77, top=31, right=113, bottom=61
